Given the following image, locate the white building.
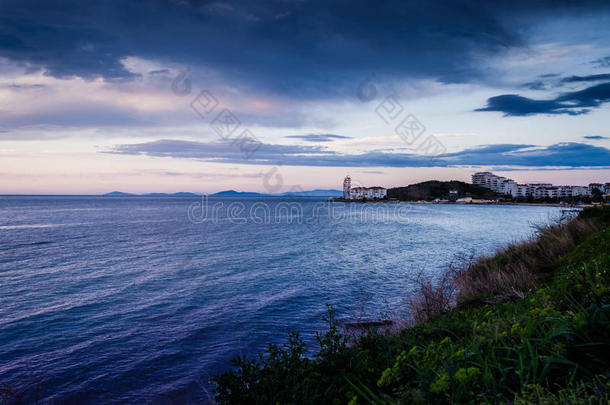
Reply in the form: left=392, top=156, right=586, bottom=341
left=498, top=179, right=517, bottom=196
left=558, top=186, right=573, bottom=198
left=516, top=184, right=530, bottom=198
left=343, top=175, right=351, bottom=199
left=349, top=186, right=387, bottom=200
left=472, top=172, right=494, bottom=188
left=533, top=187, right=561, bottom=199
left=526, top=183, right=553, bottom=195
left=571, top=186, right=588, bottom=197
left=547, top=187, right=561, bottom=199
left=527, top=183, right=553, bottom=188
left=471, top=172, right=518, bottom=197
left=342, top=176, right=387, bottom=200
left=472, top=171, right=605, bottom=200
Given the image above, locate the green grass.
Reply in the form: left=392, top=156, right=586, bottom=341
left=214, top=207, right=610, bottom=404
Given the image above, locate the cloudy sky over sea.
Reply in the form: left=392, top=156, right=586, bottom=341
left=1, top=0, right=610, bottom=193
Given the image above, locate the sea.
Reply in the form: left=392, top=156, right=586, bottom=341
left=0, top=196, right=567, bottom=403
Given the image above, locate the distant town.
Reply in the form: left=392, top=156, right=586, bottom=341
left=472, top=172, right=610, bottom=201
left=339, top=173, right=610, bottom=204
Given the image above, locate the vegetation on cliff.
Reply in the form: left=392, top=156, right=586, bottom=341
left=214, top=207, right=610, bottom=404
left=387, top=181, right=504, bottom=201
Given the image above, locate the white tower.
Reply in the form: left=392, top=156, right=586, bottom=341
left=343, top=175, right=351, bottom=199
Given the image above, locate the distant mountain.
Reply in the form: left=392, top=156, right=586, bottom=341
left=104, top=191, right=200, bottom=197
left=211, top=189, right=343, bottom=197
left=210, top=190, right=268, bottom=197
left=170, top=192, right=200, bottom=197
left=281, top=189, right=342, bottom=197
left=103, top=189, right=341, bottom=197
left=141, top=192, right=200, bottom=197
left=103, top=191, right=135, bottom=196
left=388, top=181, right=503, bottom=201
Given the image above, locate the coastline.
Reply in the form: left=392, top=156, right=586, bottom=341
left=331, top=197, right=597, bottom=208
left=215, top=206, right=610, bottom=404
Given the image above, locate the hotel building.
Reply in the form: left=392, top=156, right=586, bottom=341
left=472, top=172, right=606, bottom=199
left=342, top=176, right=387, bottom=200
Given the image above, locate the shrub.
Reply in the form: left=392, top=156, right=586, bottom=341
left=405, top=269, right=456, bottom=325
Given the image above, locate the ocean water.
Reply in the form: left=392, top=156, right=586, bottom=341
left=0, top=196, right=566, bottom=403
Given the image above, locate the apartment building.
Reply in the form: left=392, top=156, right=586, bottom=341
left=472, top=172, right=606, bottom=199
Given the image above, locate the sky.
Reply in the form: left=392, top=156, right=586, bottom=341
left=1, top=0, right=610, bottom=194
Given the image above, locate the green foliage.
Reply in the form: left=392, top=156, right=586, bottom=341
left=515, top=375, right=610, bottom=404
left=579, top=205, right=610, bottom=225
left=213, top=330, right=314, bottom=404
left=214, top=213, right=610, bottom=404
left=387, top=180, right=503, bottom=201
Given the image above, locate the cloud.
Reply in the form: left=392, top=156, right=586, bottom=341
left=149, top=69, right=170, bottom=75
left=1, top=83, right=46, bottom=90
left=560, top=73, right=610, bottom=83
left=584, top=135, right=609, bottom=140
left=476, top=82, right=610, bottom=116
left=475, top=95, right=588, bottom=116
left=522, top=80, right=547, bottom=90
left=107, top=139, right=610, bottom=168
left=108, top=139, right=334, bottom=162
left=1, top=1, right=608, bottom=97
left=0, top=103, right=156, bottom=128
left=439, top=143, right=610, bottom=167
left=158, top=170, right=263, bottom=179
left=521, top=73, right=561, bottom=90
left=284, top=134, right=352, bottom=142
left=591, top=56, right=610, bottom=68
left=519, top=73, right=610, bottom=92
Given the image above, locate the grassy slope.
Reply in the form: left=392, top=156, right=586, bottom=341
left=214, top=210, right=610, bottom=404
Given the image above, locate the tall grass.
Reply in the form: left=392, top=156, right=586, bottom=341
left=404, top=269, right=456, bottom=325
left=405, top=206, right=609, bottom=324
left=454, top=215, right=603, bottom=307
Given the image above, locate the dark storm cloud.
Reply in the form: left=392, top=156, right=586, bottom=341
left=520, top=73, right=610, bottom=91
left=284, top=134, right=351, bottom=142
left=108, top=139, right=610, bottom=168
left=584, top=135, right=609, bottom=140
left=1, top=0, right=609, bottom=97
left=476, top=82, right=610, bottom=116
left=560, top=74, right=610, bottom=83
left=475, top=95, right=587, bottom=116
